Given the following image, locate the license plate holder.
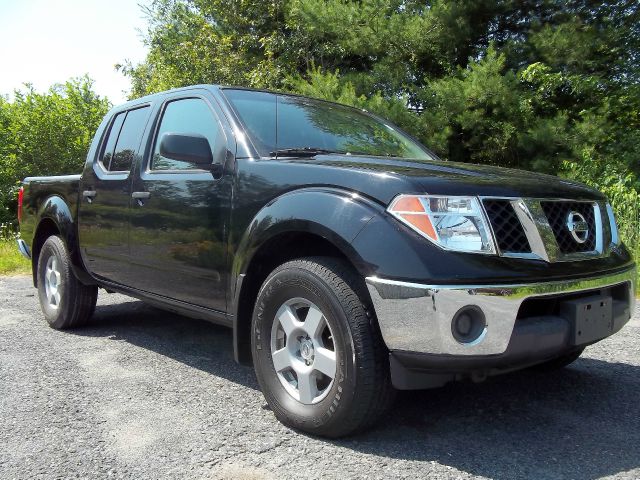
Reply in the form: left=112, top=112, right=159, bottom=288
left=560, top=294, right=613, bottom=346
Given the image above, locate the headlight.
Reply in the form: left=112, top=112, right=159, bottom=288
left=605, top=202, right=620, bottom=245
left=387, top=194, right=496, bottom=254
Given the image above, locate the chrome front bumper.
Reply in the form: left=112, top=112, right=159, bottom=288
left=366, top=266, right=636, bottom=356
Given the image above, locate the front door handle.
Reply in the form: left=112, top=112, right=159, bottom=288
left=82, top=190, right=96, bottom=203
left=132, top=191, right=150, bottom=206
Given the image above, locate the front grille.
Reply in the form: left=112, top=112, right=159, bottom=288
left=540, top=201, right=596, bottom=253
left=483, top=199, right=531, bottom=253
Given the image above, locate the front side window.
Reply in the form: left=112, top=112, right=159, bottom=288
left=99, top=106, right=150, bottom=172
left=223, top=89, right=432, bottom=159
left=151, top=98, right=221, bottom=171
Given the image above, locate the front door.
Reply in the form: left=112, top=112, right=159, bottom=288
left=127, top=94, right=231, bottom=312
left=78, top=105, right=151, bottom=283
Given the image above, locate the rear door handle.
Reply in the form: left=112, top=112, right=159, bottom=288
left=82, top=190, right=96, bottom=203
left=131, top=191, right=150, bottom=205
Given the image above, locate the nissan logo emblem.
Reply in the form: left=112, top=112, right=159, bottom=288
left=566, top=211, right=589, bottom=243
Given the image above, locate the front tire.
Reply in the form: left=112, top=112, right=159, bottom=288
left=37, top=235, right=98, bottom=329
left=251, top=257, right=394, bottom=437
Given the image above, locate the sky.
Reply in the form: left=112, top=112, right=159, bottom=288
left=0, top=0, right=150, bottom=104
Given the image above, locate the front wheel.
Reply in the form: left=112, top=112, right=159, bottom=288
left=37, top=235, right=98, bottom=329
left=251, top=257, right=394, bottom=438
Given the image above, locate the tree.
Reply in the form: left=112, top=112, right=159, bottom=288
left=123, top=1, right=638, bottom=177
left=0, top=77, right=110, bottom=225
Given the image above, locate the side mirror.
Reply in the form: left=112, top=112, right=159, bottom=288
left=159, top=133, right=214, bottom=167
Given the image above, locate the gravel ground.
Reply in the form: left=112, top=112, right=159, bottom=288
left=1, top=275, right=639, bottom=480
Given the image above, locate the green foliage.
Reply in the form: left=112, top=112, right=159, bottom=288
left=0, top=77, right=110, bottom=225
left=0, top=224, right=29, bottom=275
left=0, top=239, right=29, bottom=275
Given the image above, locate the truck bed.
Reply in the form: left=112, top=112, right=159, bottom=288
left=20, top=174, right=82, bottom=248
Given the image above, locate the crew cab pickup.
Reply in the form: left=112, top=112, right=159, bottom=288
left=17, top=85, right=636, bottom=437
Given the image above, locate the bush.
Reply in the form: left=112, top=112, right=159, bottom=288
left=0, top=77, right=110, bottom=226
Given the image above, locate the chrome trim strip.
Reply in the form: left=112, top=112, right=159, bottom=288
left=605, top=203, right=620, bottom=245
left=366, top=265, right=636, bottom=356
left=594, top=202, right=604, bottom=253
left=17, top=239, right=31, bottom=260
left=510, top=199, right=548, bottom=261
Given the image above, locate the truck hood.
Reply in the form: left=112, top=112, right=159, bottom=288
left=292, top=155, right=604, bottom=202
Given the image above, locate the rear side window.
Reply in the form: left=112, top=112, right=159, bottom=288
left=100, top=106, right=150, bottom=172
left=151, top=98, right=221, bottom=171
left=100, top=112, right=125, bottom=171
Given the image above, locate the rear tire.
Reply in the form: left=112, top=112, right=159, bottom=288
left=37, top=235, right=98, bottom=329
left=251, top=257, right=394, bottom=438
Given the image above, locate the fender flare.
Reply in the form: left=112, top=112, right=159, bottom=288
left=230, top=187, right=384, bottom=362
left=232, top=187, right=383, bottom=284
left=33, top=195, right=94, bottom=285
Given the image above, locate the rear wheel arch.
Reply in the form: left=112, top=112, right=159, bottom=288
left=31, top=214, right=94, bottom=288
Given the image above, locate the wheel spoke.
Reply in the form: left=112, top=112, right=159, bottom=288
left=303, top=305, right=324, bottom=338
left=314, top=347, right=336, bottom=378
left=277, top=305, right=300, bottom=336
left=296, top=371, right=317, bottom=404
left=272, top=347, right=292, bottom=372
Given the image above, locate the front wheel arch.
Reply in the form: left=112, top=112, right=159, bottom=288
left=233, top=231, right=367, bottom=365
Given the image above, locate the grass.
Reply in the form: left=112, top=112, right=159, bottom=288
left=0, top=238, right=30, bottom=275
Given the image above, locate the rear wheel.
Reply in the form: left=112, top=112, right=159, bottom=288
left=37, top=236, right=98, bottom=329
left=251, top=257, right=394, bottom=437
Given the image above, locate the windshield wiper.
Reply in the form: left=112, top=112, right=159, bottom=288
left=269, top=147, right=347, bottom=157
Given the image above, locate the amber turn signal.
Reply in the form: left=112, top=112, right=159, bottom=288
left=387, top=197, right=437, bottom=241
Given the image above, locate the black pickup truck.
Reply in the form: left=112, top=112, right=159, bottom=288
left=17, top=85, right=636, bottom=437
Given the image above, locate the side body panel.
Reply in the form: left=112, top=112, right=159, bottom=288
left=77, top=101, right=154, bottom=284
left=127, top=89, right=235, bottom=312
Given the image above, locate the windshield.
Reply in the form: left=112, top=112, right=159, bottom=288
left=223, top=89, right=433, bottom=159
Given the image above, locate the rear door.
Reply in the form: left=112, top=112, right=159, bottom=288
left=78, top=104, right=151, bottom=283
left=127, top=92, right=232, bottom=312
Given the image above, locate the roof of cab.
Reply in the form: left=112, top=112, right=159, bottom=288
left=114, top=84, right=223, bottom=109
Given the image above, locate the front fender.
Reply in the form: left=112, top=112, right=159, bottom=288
left=232, top=187, right=384, bottom=283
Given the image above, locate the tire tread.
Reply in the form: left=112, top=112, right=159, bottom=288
left=37, top=236, right=97, bottom=329
left=259, top=256, right=394, bottom=437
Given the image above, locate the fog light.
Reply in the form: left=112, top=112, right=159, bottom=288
left=452, top=306, right=486, bottom=345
